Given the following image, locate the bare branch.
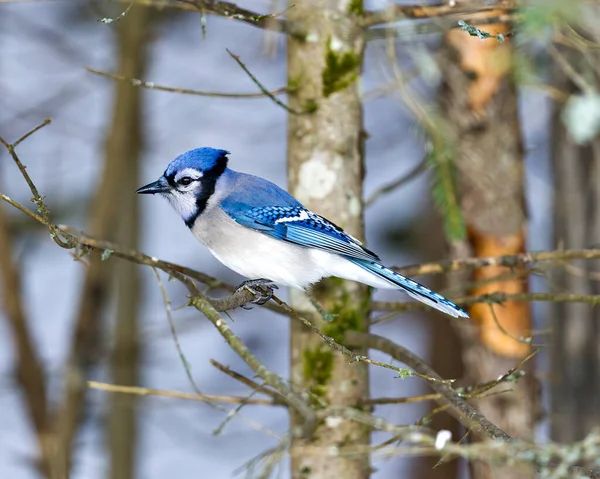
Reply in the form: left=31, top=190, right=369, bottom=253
left=365, top=157, right=427, bottom=207
left=177, top=0, right=299, bottom=35
left=345, top=331, right=513, bottom=441
left=287, top=429, right=600, bottom=478
left=268, top=295, right=451, bottom=383
left=210, top=359, right=283, bottom=403
left=365, top=13, right=516, bottom=41
left=362, top=393, right=441, bottom=406
left=394, top=248, right=600, bottom=277
left=549, top=43, right=594, bottom=94
left=88, top=381, right=276, bottom=405
left=226, top=49, right=311, bottom=115
left=373, top=291, right=600, bottom=316
left=188, top=293, right=318, bottom=438
left=86, top=67, right=288, bottom=99
left=360, top=2, right=516, bottom=28
left=0, top=119, right=72, bottom=249
left=152, top=267, right=206, bottom=397
left=95, top=0, right=134, bottom=24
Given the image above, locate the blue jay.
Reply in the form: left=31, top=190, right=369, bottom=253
left=137, top=148, right=468, bottom=318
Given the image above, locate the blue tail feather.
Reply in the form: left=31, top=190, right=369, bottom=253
left=348, top=258, right=469, bottom=319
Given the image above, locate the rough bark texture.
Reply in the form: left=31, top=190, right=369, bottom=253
left=443, top=12, right=529, bottom=359
left=418, top=211, right=463, bottom=479
left=439, top=3, right=538, bottom=478
left=286, top=2, right=369, bottom=478
left=108, top=6, right=152, bottom=479
left=551, top=33, right=600, bottom=451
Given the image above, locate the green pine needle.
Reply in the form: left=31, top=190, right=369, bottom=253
left=426, top=143, right=466, bottom=242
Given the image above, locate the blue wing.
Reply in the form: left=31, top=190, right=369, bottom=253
left=219, top=175, right=468, bottom=318
left=221, top=200, right=380, bottom=262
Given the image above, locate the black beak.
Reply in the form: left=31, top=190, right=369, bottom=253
left=136, top=177, right=170, bottom=195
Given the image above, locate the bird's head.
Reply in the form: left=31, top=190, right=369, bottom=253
left=136, top=147, right=230, bottom=226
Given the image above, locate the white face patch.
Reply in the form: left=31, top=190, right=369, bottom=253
left=165, top=188, right=198, bottom=221
left=275, top=209, right=310, bottom=224
left=166, top=167, right=205, bottom=222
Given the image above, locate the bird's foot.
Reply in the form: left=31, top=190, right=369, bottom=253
left=235, top=279, right=279, bottom=309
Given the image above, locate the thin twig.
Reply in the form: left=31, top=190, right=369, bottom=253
left=213, top=388, right=262, bottom=435
left=188, top=293, right=318, bottom=439
left=270, top=296, right=452, bottom=383
left=152, top=268, right=206, bottom=396
left=0, top=193, right=48, bottom=225
left=226, top=49, right=308, bottom=115
left=177, top=0, right=299, bottom=36
left=394, top=248, right=600, bottom=277
left=88, top=381, right=276, bottom=405
left=362, top=393, right=441, bottom=406
left=86, top=67, right=288, bottom=98
left=365, top=13, right=516, bottom=41
left=95, top=0, right=134, bottom=23
left=12, top=118, right=52, bottom=147
left=366, top=157, right=427, bottom=207
left=361, top=3, right=516, bottom=28
left=373, top=291, right=600, bottom=316
left=58, top=225, right=224, bottom=290
left=488, top=302, right=534, bottom=346
left=548, top=43, right=593, bottom=94
left=210, top=359, right=283, bottom=403
left=0, top=119, right=72, bottom=249
left=345, top=331, right=513, bottom=442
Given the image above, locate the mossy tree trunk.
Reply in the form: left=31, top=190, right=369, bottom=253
left=286, top=1, right=369, bottom=478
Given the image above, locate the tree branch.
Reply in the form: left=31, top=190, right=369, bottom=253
left=86, top=67, right=288, bottom=99
left=365, top=13, right=516, bottom=41
left=0, top=119, right=72, bottom=249
left=88, top=380, right=276, bottom=405
left=373, top=291, right=600, bottom=317
left=177, top=0, right=301, bottom=36
left=394, top=248, right=600, bottom=277
left=226, top=49, right=310, bottom=115
left=365, top=157, right=427, bottom=207
left=344, top=331, right=512, bottom=442
left=210, top=359, right=284, bottom=404
left=360, top=2, right=516, bottom=28
left=188, top=292, right=318, bottom=438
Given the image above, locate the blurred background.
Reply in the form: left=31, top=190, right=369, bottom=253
left=0, top=0, right=598, bottom=478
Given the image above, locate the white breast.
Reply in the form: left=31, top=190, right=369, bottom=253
left=190, top=205, right=395, bottom=290
left=190, top=207, right=325, bottom=288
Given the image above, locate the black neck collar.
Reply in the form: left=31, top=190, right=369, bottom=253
left=184, top=155, right=228, bottom=228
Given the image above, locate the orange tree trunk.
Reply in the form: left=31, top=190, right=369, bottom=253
left=439, top=2, right=539, bottom=478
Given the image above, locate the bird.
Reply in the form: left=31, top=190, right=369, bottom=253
left=136, top=148, right=469, bottom=318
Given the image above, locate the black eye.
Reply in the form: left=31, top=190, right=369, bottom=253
left=178, top=177, right=193, bottom=186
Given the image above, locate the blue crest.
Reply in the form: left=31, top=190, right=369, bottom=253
left=164, top=148, right=230, bottom=178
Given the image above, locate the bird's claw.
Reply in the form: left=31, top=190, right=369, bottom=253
left=235, top=279, right=278, bottom=309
